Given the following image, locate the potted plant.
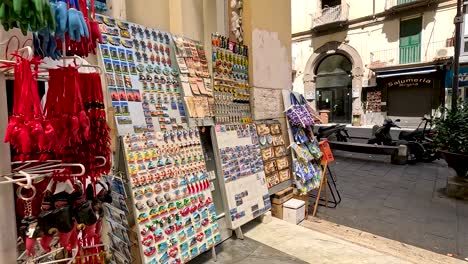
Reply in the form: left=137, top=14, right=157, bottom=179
left=433, top=102, right=468, bottom=178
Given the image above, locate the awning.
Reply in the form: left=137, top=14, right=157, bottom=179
left=374, top=65, right=438, bottom=78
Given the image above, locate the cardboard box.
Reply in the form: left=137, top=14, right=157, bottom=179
left=271, top=187, right=293, bottom=204
left=271, top=202, right=284, bottom=219
left=283, top=198, right=305, bottom=225
left=292, top=194, right=309, bottom=218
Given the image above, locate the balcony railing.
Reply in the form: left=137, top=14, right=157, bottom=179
left=385, top=0, right=430, bottom=10
left=311, top=3, right=350, bottom=29
left=369, top=40, right=453, bottom=68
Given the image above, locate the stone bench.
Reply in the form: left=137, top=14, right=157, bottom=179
left=328, top=141, right=408, bottom=165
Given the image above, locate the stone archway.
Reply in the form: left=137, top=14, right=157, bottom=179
left=303, top=41, right=364, bottom=122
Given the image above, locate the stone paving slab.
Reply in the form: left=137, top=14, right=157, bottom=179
left=301, top=218, right=467, bottom=264
left=190, top=236, right=307, bottom=264
left=244, top=218, right=414, bottom=264
left=315, top=150, right=468, bottom=260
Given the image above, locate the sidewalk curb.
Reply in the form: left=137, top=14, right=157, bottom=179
left=301, top=218, right=467, bottom=264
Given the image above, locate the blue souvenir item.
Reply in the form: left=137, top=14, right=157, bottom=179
left=190, top=247, right=199, bottom=257
left=180, top=242, right=189, bottom=252
left=186, top=226, right=195, bottom=237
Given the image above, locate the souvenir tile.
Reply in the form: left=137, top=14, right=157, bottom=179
left=260, top=147, right=274, bottom=161
left=278, top=169, right=290, bottom=182
left=276, top=157, right=289, bottom=171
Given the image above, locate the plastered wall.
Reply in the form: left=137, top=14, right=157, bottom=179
left=243, top=0, right=292, bottom=120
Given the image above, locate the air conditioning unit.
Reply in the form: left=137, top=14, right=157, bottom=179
left=435, top=48, right=448, bottom=58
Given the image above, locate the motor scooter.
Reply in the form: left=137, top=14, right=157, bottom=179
left=398, top=117, right=439, bottom=162
left=368, top=118, right=420, bottom=162
left=316, top=124, right=351, bottom=142
left=368, top=118, right=435, bottom=163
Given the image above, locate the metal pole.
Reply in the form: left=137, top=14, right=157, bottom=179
left=452, top=0, right=463, bottom=110
left=0, top=74, right=18, bottom=263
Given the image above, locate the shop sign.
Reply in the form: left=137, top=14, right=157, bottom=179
left=387, top=78, right=432, bottom=88
left=445, top=67, right=468, bottom=88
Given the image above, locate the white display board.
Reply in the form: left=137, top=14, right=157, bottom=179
left=214, top=124, right=271, bottom=229
left=96, top=15, right=187, bottom=135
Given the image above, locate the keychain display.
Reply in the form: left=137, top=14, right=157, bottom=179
left=172, top=35, right=214, bottom=119
left=122, top=131, right=220, bottom=263
left=97, top=15, right=187, bottom=135
left=211, top=34, right=252, bottom=124
left=1, top=51, right=111, bottom=262
left=256, top=121, right=290, bottom=189
left=3, top=55, right=54, bottom=161
left=214, top=124, right=271, bottom=229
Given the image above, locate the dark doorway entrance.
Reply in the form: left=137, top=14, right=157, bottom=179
left=315, top=54, right=352, bottom=123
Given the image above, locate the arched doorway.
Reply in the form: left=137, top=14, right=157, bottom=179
left=316, top=54, right=352, bottom=123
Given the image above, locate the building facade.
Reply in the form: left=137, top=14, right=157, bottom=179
left=292, top=0, right=457, bottom=126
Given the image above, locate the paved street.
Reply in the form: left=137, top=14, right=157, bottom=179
left=313, top=150, right=468, bottom=259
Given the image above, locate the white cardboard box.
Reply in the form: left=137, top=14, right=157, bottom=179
left=282, top=198, right=305, bottom=225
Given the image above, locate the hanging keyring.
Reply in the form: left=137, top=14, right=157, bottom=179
left=17, top=185, right=37, bottom=201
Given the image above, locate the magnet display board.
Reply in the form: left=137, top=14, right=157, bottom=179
left=214, top=124, right=271, bottom=229
left=121, top=131, right=220, bottom=264
left=172, top=35, right=215, bottom=119
left=96, top=15, right=187, bottom=135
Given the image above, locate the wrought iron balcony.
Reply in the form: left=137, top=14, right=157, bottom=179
left=311, top=3, right=350, bottom=31
left=369, top=40, right=453, bottom=68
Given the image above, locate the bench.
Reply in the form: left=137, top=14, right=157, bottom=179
left=328, top=141, right=408, bottom=165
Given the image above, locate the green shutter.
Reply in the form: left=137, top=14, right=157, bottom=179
left=399, top=17, right=422, bottom=64
left=397, top=0, right=416, bottom=4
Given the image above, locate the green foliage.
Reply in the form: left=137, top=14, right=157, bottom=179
left=433, top=102, right=468, bottom=154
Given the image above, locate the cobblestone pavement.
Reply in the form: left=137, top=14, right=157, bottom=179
left=314, top=150, right=468, bottom=260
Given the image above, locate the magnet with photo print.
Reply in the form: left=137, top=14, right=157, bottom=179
left=110, top=88, right=119, bottom=101
left=117, top=88, right=127, bottom=101
left=110, top=47, right=118, bottom=59
left=112, top=102, right=122, bottom=116
left=104, top=74, right=116, bottom=89
left=101, top=45, right=110, bottom=58
left=113, top=61, right=122, bottom=73
left=104, top=59, right=113, bottom=72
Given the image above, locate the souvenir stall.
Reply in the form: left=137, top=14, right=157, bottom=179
left=0, top=1, right=281, bottom=263
left=282, top=90, right=341, bottom=215
left=0, top=0, right=114, bottom=262
left=208, top=34, right=272, bottom=237
left=255, top=122, right=291, bottom=190
left=96, top=15, right=221, bottom=263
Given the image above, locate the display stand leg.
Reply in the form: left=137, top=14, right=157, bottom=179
left=212, top=245, right=217, bottom=262
left=234, top=227, right=244, bottom=240
left=308, top=166, right=341, bottom=208
left=0, top=74, right=18, bottom=263
left=324, top=173, right=328, bottom=208
left=312, top=162, right=328, bottom=217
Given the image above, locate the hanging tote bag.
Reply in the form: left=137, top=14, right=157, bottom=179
left=299, top=94, right=322, bottom=124
left=285, top=93, right=314, bottom=128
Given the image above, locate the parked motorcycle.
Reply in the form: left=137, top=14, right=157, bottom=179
left=367, top=118, right=438, bottom=163
left=398, top=117, right=439, bottom=162
left=316, top=124, right=351, bottom=142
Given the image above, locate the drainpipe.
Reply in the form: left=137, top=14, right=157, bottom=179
left=452, top=0, right=463, bottom=109
left=373, top=0, right=376, bottom=19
